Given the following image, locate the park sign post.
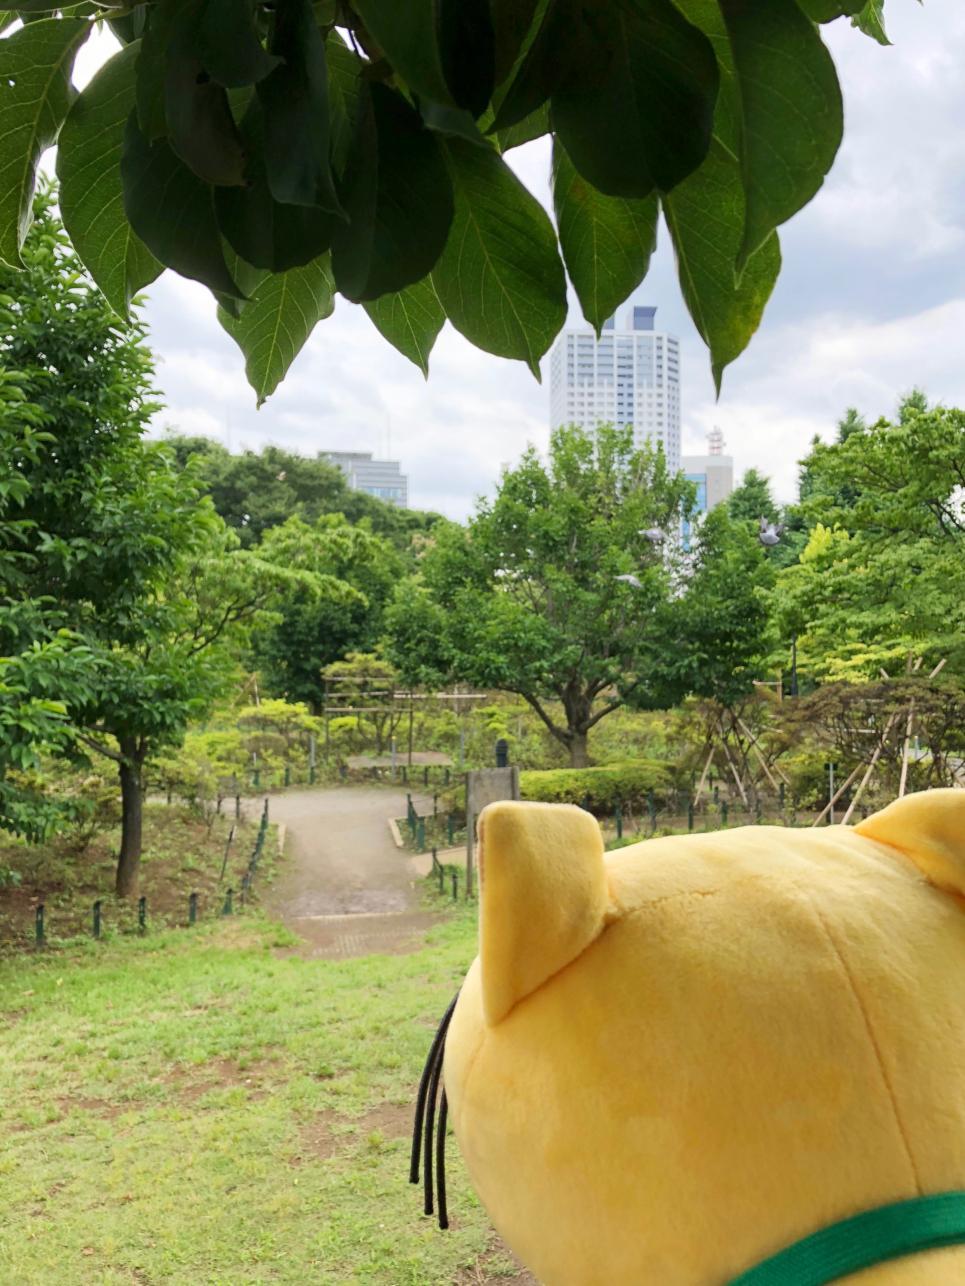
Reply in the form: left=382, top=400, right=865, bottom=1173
left=466, top=767, right=521, bottom=898
left=0, top=1, right=889, bottom=403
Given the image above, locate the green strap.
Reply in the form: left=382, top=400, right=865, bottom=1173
left=729, top=1192, right=965, bottom=1286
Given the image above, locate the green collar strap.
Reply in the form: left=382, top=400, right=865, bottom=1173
left=729, top=1192, right=965, bottom=1286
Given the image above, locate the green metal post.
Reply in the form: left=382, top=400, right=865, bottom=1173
left=138, top=896, right=146, bottom=934
left=35, top=903, right=44, bottom=947
left=222, top=888, right=233, bottom=916
left=92, top=900, right=102, bottom=939
left=417, top=817, right=426, bottom=850
left=687, top=799, right=694, bottom=831
left=253, top=768, right=260, bottom=789
left=424, top=766, right=429, bottom=787
left=447, top=813, right=454, bottom=844
left=615, top=802, right=623, bottom=840
left=438, top=865, right=444, bottom=894
left=779, top=781, right=786, bottom=809
left=309, top=763, right=316, bottom=785
left=451, top=869, right=458, bottom=900
left=721, top=801, right=729, bottom=826
left=284, top=765, right=291, bottom=787
left=188, top=892, right=198, bottom=925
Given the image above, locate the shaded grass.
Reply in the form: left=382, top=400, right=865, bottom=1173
left=0, top=896, right=518, bottom=1284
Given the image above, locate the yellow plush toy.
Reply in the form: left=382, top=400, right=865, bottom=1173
left=412, top=791, right=965, bottom=1285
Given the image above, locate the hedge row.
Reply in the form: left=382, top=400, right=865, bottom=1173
left=520, top=760, right=673, bottom=813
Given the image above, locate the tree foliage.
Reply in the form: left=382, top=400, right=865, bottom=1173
left=0, top=196, right=315, bottom=893
left=166, top=436, right=440, bottom=549
left=0, top=1, right=887, bottom=399
left=774, top=402, right=965, bottom=682
left=386, top=425, right=697, bottom=766
left=251, top=514, right=400, bottom=710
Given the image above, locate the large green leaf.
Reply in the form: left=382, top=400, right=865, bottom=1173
left=0, top=16, right=89, bottom=268
left=552, top=140, right=657, bottom=336
left=551, top=0, right=719, bottom=199
left=196, top=0, right=279, bottom=87
left=121, top=113, right=242, bottom=297
left=663, top=136, right=781, bottom=393
left=431, top=139, right=565, bottom=377
left=325, top=31, right=362, bottom=178
left=257, top=0, right=341, bottom=213
left=331, top=83, right=453, bottom=303
left=57, top=41, right=162, bottom=316
left=851, top=0, right=889, bottom=45
left=217, top=253, right=335, bottom=404
left=215, top=100, right=334, bottom=271
left=720, top=0, right=843, bottom=270
left=495, top=102, right=550, bottom=152
left=164, top=22, right=246, bottom=185
left=350, top=0, right=452, bottom=105
left=436, top=0, right=495, bottom=116
left=363, top=276, right=446, bottom=377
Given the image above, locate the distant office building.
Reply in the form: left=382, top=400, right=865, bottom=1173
left=681, top=428, right=734, bottom=548
left=548, top=306, right=681, bottom=472
left=321, top=451, right=408, bottom=507
left=681, top=427, right=734, bottom=513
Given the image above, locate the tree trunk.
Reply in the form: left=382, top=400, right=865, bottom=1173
left=116, top=737, right=144, bottom=898
left=569, top=731, right=590, bottom=768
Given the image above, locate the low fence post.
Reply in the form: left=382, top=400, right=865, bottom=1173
left=417, top=817, right=426, bottom=850
left=438, top=864, right=445, bottom=894
left=222, top=888, right=233, bottom=916
left=284, top=765, right=291, bottom=788
left=647, top=790, right=657, bottom=833
left=35, top=903, right=45, bottom=948
left=309, top=763, right=316, bottom=785
left=687, top=799, right=694, bottom=832
left=447, top=813, right=455, bottom=845
left=137, top=896, right=146, bottom=934
left=188, top=892, right=198, bottom=925
left=615, top=802, right=623, bottom=840
left=721, top=801, right=729, bottom=826
left=235, top=794, right=241, bottom=820
left=451, top=869, right=458, bottom=901
left=92, top=900, right=102, bottom=939
left=779, top=781, right=786, bottom=810
left=444, top=767, right=450, bottom=786
left=423, top=766, right=429, bottom=787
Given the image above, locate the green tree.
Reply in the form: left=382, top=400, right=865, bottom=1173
left=386, top=426, right=693, bottom=767
left=727, top=468, right=780, bottom=526
left=252, top=514, right=401, bottom=709
left=774, top=404, right=965, bottom=682
left=0, top=195, right=308, bottom=893
left=0, top=2, right=886, bottom=398
left=166, top=436, right=440, bottom=550
left=656, top=506, right=776, bottom=708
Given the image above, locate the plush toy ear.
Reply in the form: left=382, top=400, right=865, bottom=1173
left=477, top=801, right=609, bottom=1026
left=855, top=789, right=965, bottom=898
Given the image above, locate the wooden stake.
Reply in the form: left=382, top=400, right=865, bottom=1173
left=811, top=762, right=863, bottom=827
left=737, top=717, right=789, bottom=789
left=693, top=745, right=716, bottom=806
left=841, top=710, right=901, bottom=825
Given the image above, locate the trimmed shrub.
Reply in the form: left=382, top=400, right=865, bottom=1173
left=520, top=760, right=673, bottom=814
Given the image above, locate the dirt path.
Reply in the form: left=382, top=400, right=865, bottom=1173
left=260, top=786, right=441, bottom=959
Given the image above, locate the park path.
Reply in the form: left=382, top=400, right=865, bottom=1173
left=260, top=786, right=440, bottom=959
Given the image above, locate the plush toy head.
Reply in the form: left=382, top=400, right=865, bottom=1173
left=428, top=791, right=965, bottom=1285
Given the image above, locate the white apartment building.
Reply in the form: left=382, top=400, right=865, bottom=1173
left=548, top=306, right=681, bottom=473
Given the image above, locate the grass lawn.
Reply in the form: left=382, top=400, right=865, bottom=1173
left=0, top=894, right=522, bottom=1284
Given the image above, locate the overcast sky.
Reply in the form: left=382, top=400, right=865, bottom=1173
left=76, top=2, right=965, bottom=518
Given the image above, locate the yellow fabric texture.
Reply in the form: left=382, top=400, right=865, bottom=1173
left=443, top=792, right=965, bottom=1286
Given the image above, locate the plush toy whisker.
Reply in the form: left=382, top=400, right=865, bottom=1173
left=411, top=991, right=459, bottom=1230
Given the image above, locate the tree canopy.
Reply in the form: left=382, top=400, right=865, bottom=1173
left=166, top=436, right=441, bottom=549
left=0, top=1, right=890, bottom=400
left=0, top=195, right=317, bottom=893
left=387, top=425, right=699, bottom=766
left=773, top=401, right=965, bottom=682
